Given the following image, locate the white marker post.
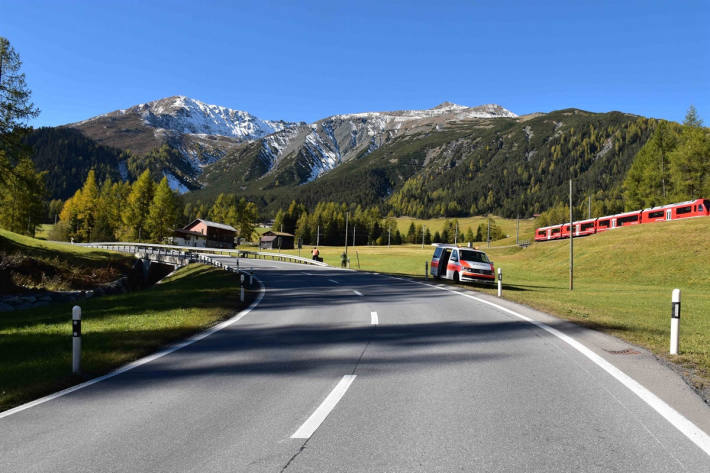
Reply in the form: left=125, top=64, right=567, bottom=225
left=497, top=267, right=502, bottom=297
left=240, top=274, right=245, bottom=303
left=72, top=306, right=81, bottom=375
left=425, top=261, right=429, bottom=281
left=670, top=288, right=681, bottom=355
left=250, top=271, right=254, bottom=286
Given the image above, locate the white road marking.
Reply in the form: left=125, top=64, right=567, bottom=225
left=422, top=281, right=710, bottom=457
left=353, top=290, right=363, bottom=296
left=371, top=311, right=379, bottom=325
left=328, top=279, right=339, bottom=284
left=0, top=278, right=267, bottom=420
left=291, top=375, right=357, bottom=439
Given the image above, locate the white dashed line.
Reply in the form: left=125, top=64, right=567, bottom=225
left=353, top=290, right=363, bottom=296
left=291, top=375, right=357, bottom=439
left=370, top=311, right=379, bottom=325
left=328, top=279, right=339, bottom=284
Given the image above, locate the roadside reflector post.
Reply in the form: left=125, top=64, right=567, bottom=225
left=240, top=274, right=245, bottom=303
left=250, top=271, right=254, bottom=286
left=497, top=268, right=502, bottom=297
left=425, top=261, right=429, bottom=281
left=670, top=289, right=681, bottom=355
left=72, top=305, right=82, bottom=375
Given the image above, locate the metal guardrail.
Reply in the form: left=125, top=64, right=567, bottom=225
left=77, top=242, right=328, bottom=267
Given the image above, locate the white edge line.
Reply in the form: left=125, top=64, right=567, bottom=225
left=414, top=279, right=710, bottom=457
left=353, top=290, right=363, bottom=296
left=371, top=311, right=379, bottom=325
left=291, top=375, right=357, bottom=439
left=0, top=277, right=267, bottom=420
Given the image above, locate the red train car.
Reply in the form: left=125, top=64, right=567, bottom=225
left=641, top=199, right=710, bottom=223
left=534, top=224, right=563, bottom=241
left=534, top=198, right=709, bottom=243
left=561, top=218, right=597, bottom=238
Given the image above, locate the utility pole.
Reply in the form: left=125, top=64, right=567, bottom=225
left=588, top=195, right=591, bottom=219
left=316, top=225, right=320, bottom=247
left=487, top=218, right=490, bottom=249
left=570, top=179, right=574, bottom=291
left=344, top=212, right=349, bottom=259
left=516, top=214, right=519, bottom=246
left=421, top=225, right=425, bottom=249
left=454, top=221, right=458, bottom=245
left=388, top=226, right=391, bottom=248
left=353, top=225, right=356, bottom=248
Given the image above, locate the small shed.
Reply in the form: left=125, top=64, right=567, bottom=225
left=259, top=231, right=295, bottom=250
left=182, top=219, right=237, bottom=249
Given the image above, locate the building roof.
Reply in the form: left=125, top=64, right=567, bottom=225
left=262, top=231, right=295, bottom=237
left=260, top=235, right=278, bottom=242
left=184, top=219, right=237, bottom=232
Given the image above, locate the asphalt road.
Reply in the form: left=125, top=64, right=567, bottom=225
left=1, top=257, right=709, bottom=472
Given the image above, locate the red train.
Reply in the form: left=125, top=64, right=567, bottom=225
left=535, top=198, right=710, bottom=242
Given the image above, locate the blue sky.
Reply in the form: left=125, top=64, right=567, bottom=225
left=2, top=0, right=708, bottom=127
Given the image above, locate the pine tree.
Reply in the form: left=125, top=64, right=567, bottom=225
left=146, top=177, right=178, bottom=242
left=0, top=157, right=46, bottom=235
left=683, top=105, right=703, bottom=128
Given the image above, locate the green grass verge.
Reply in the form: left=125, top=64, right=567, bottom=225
left=276, top=218, right=710, bottom=394
left=0, top=264, right=247, bottom=412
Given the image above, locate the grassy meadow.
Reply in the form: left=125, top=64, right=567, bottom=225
left=275, top=217, right=710, bottom=393
left=0, top=263, right=250, bottom=412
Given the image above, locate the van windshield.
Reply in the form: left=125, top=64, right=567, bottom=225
left=459, top=250, right=489, bottom=263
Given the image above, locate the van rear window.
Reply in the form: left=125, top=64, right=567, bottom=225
left=433, top=247, right=443, bottom=258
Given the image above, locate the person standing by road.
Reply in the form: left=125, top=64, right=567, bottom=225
left=312, top=247, right=320, bottom=261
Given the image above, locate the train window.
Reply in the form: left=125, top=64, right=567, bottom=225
left=677, top=206, right=692, bottom=215
left=648, top=211, right=664, bottom=218
left=537, top=231, right=545, bottom=236
left=598, top=220, right=609, bottom=227
left=618, top=215, right=639, bottom=225
left=699, top=204, right=705, bottom=211
left=581, top=222, right=594, bottom=231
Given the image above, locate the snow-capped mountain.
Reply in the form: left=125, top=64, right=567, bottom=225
left=69, top=97, right=516, bottom=192
left=253, top=102, right=517, bottom=183
left=130, top=96, right=295, bottom=140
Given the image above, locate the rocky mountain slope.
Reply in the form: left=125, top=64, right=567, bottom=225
left=66, top=97, right=516, bottom=193
left=31, top=97, right=656, bottom=219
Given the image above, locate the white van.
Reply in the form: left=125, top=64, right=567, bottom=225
left=430, top=246, right=495, bottom=283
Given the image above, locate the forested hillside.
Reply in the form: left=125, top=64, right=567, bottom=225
left=191, top=109, right=655, bottom=218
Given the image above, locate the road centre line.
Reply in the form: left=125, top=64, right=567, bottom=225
left=353, top=290, right=363, bottom=296
left=371, top=311, right=379, bottom=325
left=328, top=279, right=339, bottom=284
left=291, top=375, right=357, bottom=439
left=416, top=280, right=710, bottom=457
left=0, top=277, right=267, bottom=420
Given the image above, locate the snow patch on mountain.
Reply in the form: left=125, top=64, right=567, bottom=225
left=162, top=170, right=190, bottom=194
left=134, top=96, right=298, bottom=140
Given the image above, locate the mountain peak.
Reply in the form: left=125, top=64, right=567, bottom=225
left=432, top=101, right=465, bottom=110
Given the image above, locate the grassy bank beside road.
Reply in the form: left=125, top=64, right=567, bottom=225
left=276, top=217, right=710, bottom=396
left=0, top=264, right=248, bottom=412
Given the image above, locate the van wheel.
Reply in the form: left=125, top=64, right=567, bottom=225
left=453, top=271, right=459, bottom=283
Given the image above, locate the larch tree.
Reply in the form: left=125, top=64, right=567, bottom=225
left=146, top=177, right=178, bottom=243
left=122, top=169, right=155, bottom=241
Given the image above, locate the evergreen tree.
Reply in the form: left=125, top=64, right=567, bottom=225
left=0, top=36, right=39, bottom=185
left=0, top=157, right=46, bottom=235
left=683, top=105, right=703, bottom=128
left=147, top=177, right=179, bottom=242
left=670, top=126, right=710, bottom=199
